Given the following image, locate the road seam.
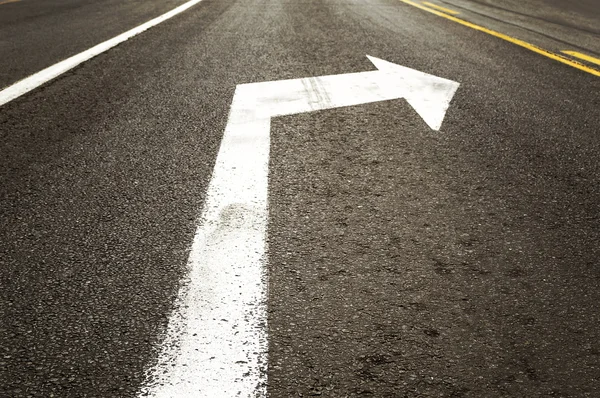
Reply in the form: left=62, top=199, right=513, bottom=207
left=422, top=2, right=459, bottom=15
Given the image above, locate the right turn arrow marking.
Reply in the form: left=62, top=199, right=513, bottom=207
left=140, top=55, right=460, bottom=397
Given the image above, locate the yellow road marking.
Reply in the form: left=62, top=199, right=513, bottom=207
left=399, top=0, right=600, bottom=77
left=422, top=2, right=459, bottom=15
left=0, top=0, right=20, bottom=5
left=562, top=51, right=600, bottom=67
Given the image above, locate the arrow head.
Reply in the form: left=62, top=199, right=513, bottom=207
left=366, top=55, right=459, bottom=131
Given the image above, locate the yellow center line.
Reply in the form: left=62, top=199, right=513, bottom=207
left=0, top=0, right=20, bottom=5
left=562, top=51, right=600, bottom=67
left=398, top=0, right=600, bottom=77
left=422, top=2, right=459, bottom=15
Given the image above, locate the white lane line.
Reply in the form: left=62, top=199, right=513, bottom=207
left=139, top=56, right=458, bottom=397
left=0, top=0, right=204, bottom=107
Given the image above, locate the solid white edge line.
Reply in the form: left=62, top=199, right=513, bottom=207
left=0, top=0, right=204, bottom=107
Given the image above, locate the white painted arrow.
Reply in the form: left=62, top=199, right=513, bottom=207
left=140, top=56, right=459, bottom=397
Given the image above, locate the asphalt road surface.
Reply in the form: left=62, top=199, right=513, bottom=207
left=1, top=0, right=599, bottom=397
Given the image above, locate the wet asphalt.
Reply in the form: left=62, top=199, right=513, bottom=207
left=1, top=0, right=599, bottom=396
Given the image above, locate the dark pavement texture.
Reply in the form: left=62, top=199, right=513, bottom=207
left=1, top=0, right=599, bottom=396
left=0, top=0, right=190, bottom=89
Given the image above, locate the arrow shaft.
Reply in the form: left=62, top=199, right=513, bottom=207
left=144, top=70, right=405, bottom=392
left=142, top=76, right=417, bottom=395
left=141, top=116, right=271, bottom=396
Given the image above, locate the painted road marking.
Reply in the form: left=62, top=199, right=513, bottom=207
left=399, top=0, right=600, bottom=77
left=0, top=0, right=204, bottom=107
left=422, top=2, right=459, bottom=15
left=0, top=0, right=20, bottom=5
left=139, top=55, right=459, bottom=397
left=562, top=51, right=600, bottom=67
